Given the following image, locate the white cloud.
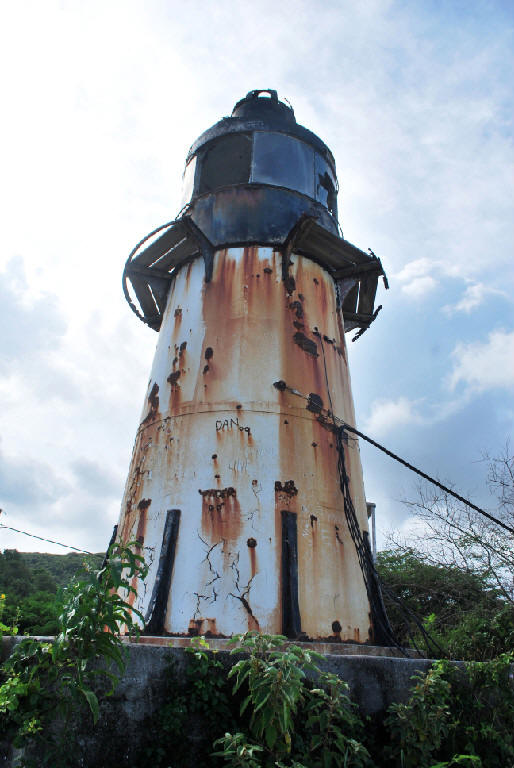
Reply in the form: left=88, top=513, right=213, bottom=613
left=401, top=275, right=437, bottom=298
left=394, top=258, right=439, bottom=298
left=449, top=329, right=514, bottom=392
left=443, top=282, right=506, bottom=314
left=395, top=258, right=434, bottom=283
left=364, top=397, right=424, bottom=436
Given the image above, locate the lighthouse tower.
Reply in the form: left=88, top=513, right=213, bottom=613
left=118, top=90, right=387, bottom=642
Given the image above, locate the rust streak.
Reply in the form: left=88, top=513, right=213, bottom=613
left=141, top=382, right=159, bottom=425
left=200, top=487, right=241, bottom=542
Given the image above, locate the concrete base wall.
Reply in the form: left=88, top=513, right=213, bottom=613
left=1, top=638, right=435, bottom=767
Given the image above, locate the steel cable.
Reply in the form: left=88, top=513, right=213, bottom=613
left=273, top=379, right=514, bottom=537
left=0, top=519, right=92, bottom=554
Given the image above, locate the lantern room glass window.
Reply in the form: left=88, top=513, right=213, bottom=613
left=197, top=133, right=252, bottom=195
left=315, top=154, right=338, bottom=216
left=251, top=132, right=315, bottom=198
left=192, top=130, right=338, bottom=216
left=180, top=156, right=197, bottom=207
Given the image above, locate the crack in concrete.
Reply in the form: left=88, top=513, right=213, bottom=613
left=230, top=551, right=241, bottom=592
left=229, top=550, right=259, bottom=628
left=229, top=574, right=259, bottom=628
left=193, top=592, right=209, bottom=619
left=197, top=531, right=224, bottom=605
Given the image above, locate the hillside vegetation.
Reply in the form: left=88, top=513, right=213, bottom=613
left=0, top=549, right=103, bottom=635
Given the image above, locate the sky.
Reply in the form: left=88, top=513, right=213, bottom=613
left=0, top=0, right=513, bottom=555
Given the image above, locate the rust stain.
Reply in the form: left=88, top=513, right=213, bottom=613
left=248, top=544, right=257, bottom=578
left=200, top=487, right=241, bottom=542
left=311, top=514, right=320, bottom=605
left=205, top=618, right=218, bottom=637
left=315, top=413, right=338, bottom=432
left=167, top=370, right=181, bottom=386
left=187, top=618, right=220, bottom=637
left=119, top=500, right=133, bottom=546
left=274, top=480, right=298, bottom=496
left=188, top=619, right=202, bottom=636
left=185, top=261, right=193, bottom=289
left=168, top=346, right=183, bottom=414
left=289, top=300, right=303, bottom=318
left=198, top=486, right=236, bottom=497
left=247, top=613, right=260, bottom=632
left=336, top=309, right=347, bottom=362
left=141, top=382, right=159, bottom=425
left=119, top=374, right=163, bottom=550
left=128, top=501, right=149, bottom=607
left=332, top=620, right=342, bottom=640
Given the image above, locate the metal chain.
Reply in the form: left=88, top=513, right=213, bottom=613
left=335, top=430, right=444, bottom=657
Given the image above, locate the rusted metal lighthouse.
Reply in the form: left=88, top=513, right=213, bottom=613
left=118, top=90, right=388, bottom=642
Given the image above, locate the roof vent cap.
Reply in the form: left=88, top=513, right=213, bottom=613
left=231, top=89, right=296, bottom=125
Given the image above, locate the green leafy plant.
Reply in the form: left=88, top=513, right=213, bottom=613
left=213, top=732, right=265, bottom=767
left=138, top=634, right=236, bottom=768
left=384, top=661, right=452, bottom=768
left=440, top=653, right=514, bottom=767
left=0, top=541, right=147, bottom=767
left=185, top=635, right=234, bottom=724
left=228, top=632, right=322, bottom=760
left=214, top=632, right=372, bottom=768
left=430, top=756, right=482, bottom=767
left=383, top=654, right=514, bottom=768
left=298, top=671, right=372, bottom=767
left=0, top=592, right=19, bottom=640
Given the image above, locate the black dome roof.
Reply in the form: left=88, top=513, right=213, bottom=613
left=186, top=89, right=336, bottom=173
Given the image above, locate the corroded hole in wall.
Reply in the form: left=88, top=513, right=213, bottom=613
left=293, top=331, right=318, bottom=357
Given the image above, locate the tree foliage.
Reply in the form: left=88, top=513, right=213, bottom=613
left=380, top=445, right=514, bottom=659
left=376, top=549, right=513, bottom=659
left=0, top=549, right=103, bottom=635
left=0, top=541, right=146, bottom=767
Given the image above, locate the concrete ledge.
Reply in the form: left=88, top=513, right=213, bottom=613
left=126, top=634, right=423, bottom=657
left=1, top=637, right=436, bottom=767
